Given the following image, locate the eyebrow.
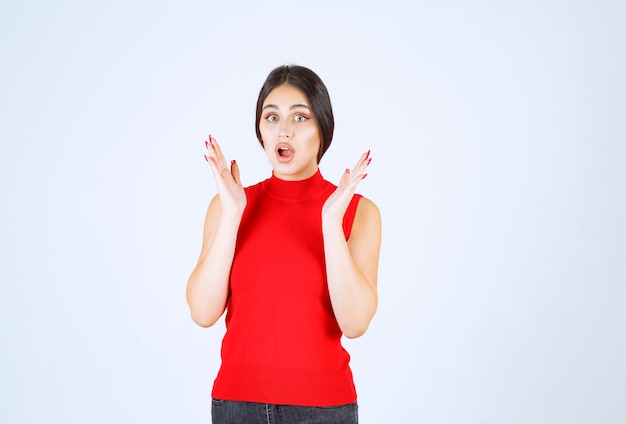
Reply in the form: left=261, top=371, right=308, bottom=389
left=262, top=103, right=310, bottom=111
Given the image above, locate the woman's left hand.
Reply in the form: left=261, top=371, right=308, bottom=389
left=322, top=150, right=371, bottom=226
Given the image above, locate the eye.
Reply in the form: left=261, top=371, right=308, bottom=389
left=293, top=114, right=307, bottom=122
left=265, top=114, right=278, bottom=122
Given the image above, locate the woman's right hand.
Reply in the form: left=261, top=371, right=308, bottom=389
left=204, top=135, right=247, bottom=218
left=187, top=135, right=244, bottom=327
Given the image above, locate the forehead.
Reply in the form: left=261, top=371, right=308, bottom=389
left=263, top=84, right=309, bottom=107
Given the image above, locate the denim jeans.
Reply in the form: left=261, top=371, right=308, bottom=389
left=211, top=398, right=358, bottom=424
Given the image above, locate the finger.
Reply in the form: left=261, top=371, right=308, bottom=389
left=339, top=168, right=363, bottom=195
left=349, top=152, right=371, bottom=182
left=230, top=160, right=242, bottom=186
left=206, top=135, right=229, bottom=170
left=345, top=154, right=372, bottom=190
left=352, top=150, right=371, bottom=171
left=204, top=141, right=228, bottom=179
left=338, top=168, right=351, bottom=188
left=204, top=154, right=223, bottom=180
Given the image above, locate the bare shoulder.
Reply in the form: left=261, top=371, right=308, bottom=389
left=350, top=196, right=382, bottom=243
left=355, top=196, right=381, bottom=226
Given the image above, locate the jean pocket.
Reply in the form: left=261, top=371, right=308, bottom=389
left=211, top=398, right=228, bottom=406
left=314, top=402, right=358, bottom=423
left=315, top=402, right=357, bottom=410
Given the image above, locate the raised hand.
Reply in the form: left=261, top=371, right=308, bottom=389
left=322, top=150, right=371, bottom=227
left=204, top=135, right=247, bottom=218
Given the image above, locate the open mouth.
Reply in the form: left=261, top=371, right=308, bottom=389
left=276, top=145, right=294, bottom=161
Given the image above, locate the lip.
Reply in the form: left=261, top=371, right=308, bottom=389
left=275, top=142, right=295, bottom=163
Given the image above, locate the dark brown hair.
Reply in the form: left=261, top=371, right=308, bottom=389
left=255, top=65, right=334, bottom=163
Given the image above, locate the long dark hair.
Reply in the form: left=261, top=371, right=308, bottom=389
left=255, top=65, right=334, bottom=163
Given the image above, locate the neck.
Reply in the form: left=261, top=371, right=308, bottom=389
left=271, top=163, right=319, bottom=181
left=266, top=169, right=328, bottom=199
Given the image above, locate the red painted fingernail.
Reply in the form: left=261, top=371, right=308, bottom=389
left=366, top=149, right=370, bottom=159
left=204, top=154, right=209, bottom=162
left=367, top=158, right=372, bottom=165
left=231, top=160, right=236, bottom=165
left=362, top=173, right=368, bottom=179
left=205, top=140, right=210, bottom=149
left=345, top=168, right=350, bottom=173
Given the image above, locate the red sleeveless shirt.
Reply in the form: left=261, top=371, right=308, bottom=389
left=211, top=170, right=362, bottom=406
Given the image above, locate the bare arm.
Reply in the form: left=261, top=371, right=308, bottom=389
left=186, top=136, right=246, bottom=327
left=322, top=152, right=382, bottom=338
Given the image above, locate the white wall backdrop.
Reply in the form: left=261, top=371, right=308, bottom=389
left=1, top=1, right=625, bottom=423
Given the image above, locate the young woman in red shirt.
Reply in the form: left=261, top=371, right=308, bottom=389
left=187, top=65, right=382, bottom=424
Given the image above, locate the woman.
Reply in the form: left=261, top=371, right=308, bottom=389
left=186, top=65, right=381, bottom=424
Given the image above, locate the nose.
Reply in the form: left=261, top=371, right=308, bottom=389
left=278, top=120, right=292, bottom=139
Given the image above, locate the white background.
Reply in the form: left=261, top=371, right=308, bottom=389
left=2, top=1, right=625, bottom=423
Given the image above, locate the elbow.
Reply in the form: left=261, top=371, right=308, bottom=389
left=191, top=314, right=216, bottom=328
left=343, top=325, right=368, bottom=339
left=340, top=315, right=374, bottom=339
left=190, top=312, right=218, bottom=328
left=339, top=302, right=377, bottom=339
left=186, top=285, right=227, bottom=328
left=189, top=306, right=223, bottom=328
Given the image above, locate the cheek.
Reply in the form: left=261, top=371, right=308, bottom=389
left=258, top=126, right=268, bottom=144
left=259, top=128, right=273, bottom=152
left=259, top=123, right=275, bottom=140
left=305, top=126, right=322, bottom=148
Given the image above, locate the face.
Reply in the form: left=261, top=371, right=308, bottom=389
left=259, top=83, right=321, bottom=181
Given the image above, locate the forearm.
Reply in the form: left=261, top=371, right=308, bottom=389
left=186, top=216, right=240, bottom=327
left=323, top=223, right=378, bottom=338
